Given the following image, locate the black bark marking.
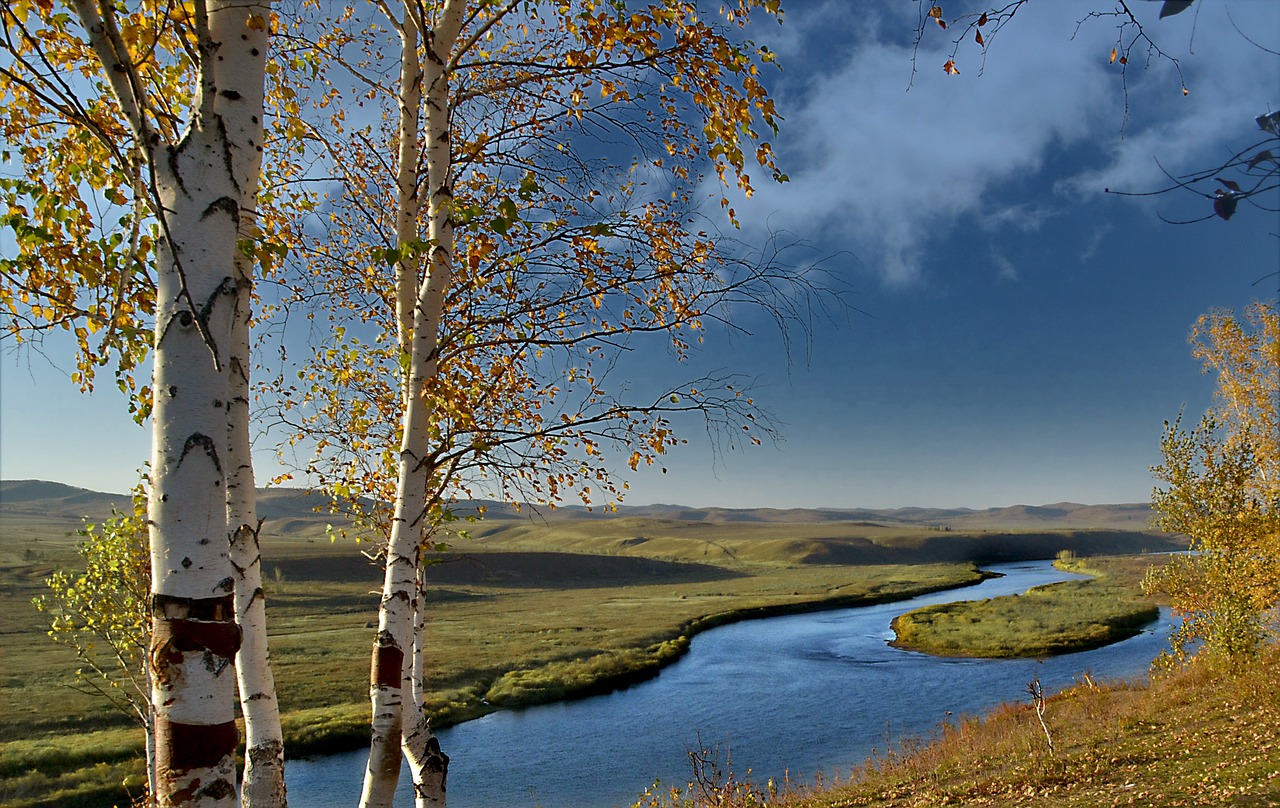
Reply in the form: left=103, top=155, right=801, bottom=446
left=154, top=592, right=233, bottom=619
left=199, top=275, right=237, bottom=323
left=196, top=778, right=236, bottom=800
left=201, top=195, right=240, bottom=222
left=219, top=89, right=242, bottom=100
left=165, top=145, right=187, bottom=195
left=177, top=432, right=223, bottom=475
left=157, top=615, right=242, bottom=659
left=427, top=735, right=449, bottom=793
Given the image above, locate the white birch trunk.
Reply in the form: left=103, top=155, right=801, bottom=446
left=146, top=122, right=242, bottom=808
left=222, top=10, right=286, bottom=801
left=67, top=1, right=271, bottom=804
left=403, top=559, right=446, bottom=808
left=360, top=4, right=463, bottom=806
left=229, top=257, right=287, bottom=808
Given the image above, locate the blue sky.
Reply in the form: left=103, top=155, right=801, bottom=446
left=2, top=0, right=1278, bottom=509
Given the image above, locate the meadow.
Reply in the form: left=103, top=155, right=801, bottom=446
left=0, top=482, right=1182, bottom=807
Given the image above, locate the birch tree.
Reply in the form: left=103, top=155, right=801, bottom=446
left=1145, top=302, right=1280, bottom=667
left=262, top=2, right=804, bottom=805
left=1, top=2, right=281, bottom=805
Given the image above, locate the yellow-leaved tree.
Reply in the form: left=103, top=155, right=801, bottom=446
left=1, top=2, right=285, bottom=805
left=1145, top=302, right=1280, bottom=667
left=256, top=2, right=823, bottom=805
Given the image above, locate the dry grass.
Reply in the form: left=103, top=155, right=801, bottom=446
left=796, top=647, right=1280, bottom=807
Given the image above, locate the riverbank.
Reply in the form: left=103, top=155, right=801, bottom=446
left=812, top=647, right=1279, bottom=806
left=633, top=646, right=1280, bottom=807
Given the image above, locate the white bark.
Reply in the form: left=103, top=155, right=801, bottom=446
left=229, top=261, right=287, bottom=807
left=146, top=116, right=242, bottom=807
left=66, top=1, right=271, bottom=805
left=221, top=6, right=286, bottom=803
left=360, top=4, right=463, bottom=806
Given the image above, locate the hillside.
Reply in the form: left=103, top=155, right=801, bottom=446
left=0, top=479, right=1155, bottom=534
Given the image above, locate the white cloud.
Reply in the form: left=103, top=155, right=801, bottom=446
left=728, top=0, right=1280, bottom=286
left=991, top=250, right=1019, bottom=282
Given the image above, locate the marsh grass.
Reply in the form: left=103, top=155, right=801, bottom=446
left=889, top=556, right=1164, bottom=658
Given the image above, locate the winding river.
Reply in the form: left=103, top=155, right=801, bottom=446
left=286, top=560, right=1176, bottom=807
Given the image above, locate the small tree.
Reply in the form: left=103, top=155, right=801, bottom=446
left=33, top=485, right=155, bottom=794
left=1145, top=302, right=1280, bottom=667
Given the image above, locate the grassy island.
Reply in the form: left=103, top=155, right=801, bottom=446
left=889, top=554, right=1163, bottom=658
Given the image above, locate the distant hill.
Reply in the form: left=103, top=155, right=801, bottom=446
left=0, top=479, right=131, bottom=522
left=1, top=479, right=1154, bottom=533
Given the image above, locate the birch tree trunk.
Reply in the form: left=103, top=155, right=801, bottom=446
left=229, top=228, right=287, bottom=806
left=222, top=9, right=286, bottom=799
left=360, top=4, right=463, bottom=806
left=146, top=117, right=242, bottom=808
left=68, top=1, right=272, bottom=804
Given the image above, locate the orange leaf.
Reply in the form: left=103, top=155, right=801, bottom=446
left=1119, top=56, right=1127, bottom=65
left=943, top=59, right=959, bottom=76
left=975, top=30, right=984, bottom=47
left=977, top=12, right=988, bottom=26
left=1109, top=47, right=1117, bottom=64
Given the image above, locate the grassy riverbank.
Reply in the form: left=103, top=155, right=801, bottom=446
left=661, top=647, right=1279, bottom=807
left=0, top=482, right=1181, bottom=807
left=889, top=554, right=1162, bottom=658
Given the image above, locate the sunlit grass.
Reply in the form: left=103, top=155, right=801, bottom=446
left=889, top=555, right=1164, bottom=658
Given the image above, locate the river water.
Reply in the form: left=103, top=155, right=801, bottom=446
left=286, top=560, right=1176, bottom=807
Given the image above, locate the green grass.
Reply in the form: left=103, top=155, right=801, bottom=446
left=888, top=555, right=1164, bottom=658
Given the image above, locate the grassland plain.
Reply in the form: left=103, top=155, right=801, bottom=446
left=0, top=482, right=1183, bottom=807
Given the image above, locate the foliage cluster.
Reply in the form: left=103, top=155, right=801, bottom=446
left=1144, top=303, right=1280, bottom=667
left=30, top=488, right=150, bottom=733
